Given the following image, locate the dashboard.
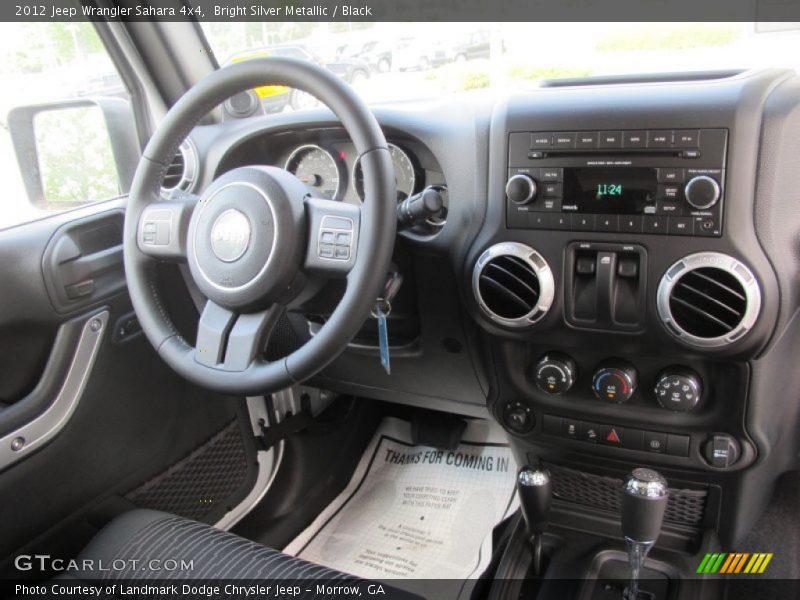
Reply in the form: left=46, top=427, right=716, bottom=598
left=186, top=69, right=800, bottom=549
left=214, top=126, right=449, bottom=233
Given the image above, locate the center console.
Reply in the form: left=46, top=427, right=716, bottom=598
left=465, top=70, right=788, bottom=575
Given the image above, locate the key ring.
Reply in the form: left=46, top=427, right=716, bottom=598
left=371, top=298, right=392, bottom=318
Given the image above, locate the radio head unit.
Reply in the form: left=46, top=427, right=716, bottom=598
left=506, top=129, right=727, bottom=237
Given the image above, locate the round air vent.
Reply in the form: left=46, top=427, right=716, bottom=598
left=224, top=90, right=260, bottom=119
left=657, top=252, right=761, bottom=348
left=161, top=140, right=198, bottom=195
left=472, top=242, right=555, bottom=328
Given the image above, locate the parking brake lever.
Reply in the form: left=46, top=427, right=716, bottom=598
left=397, top=187, right=443, bottom=230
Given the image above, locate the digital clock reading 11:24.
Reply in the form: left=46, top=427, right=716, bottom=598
left=596, top=183, right=623, bottom=198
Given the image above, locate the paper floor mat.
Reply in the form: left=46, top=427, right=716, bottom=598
left=284, top=417, right=518, bottom=595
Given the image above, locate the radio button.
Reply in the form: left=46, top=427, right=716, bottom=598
left=647, top=131, right=672, bottom=148
left=655, top=200, right=683, bottom=216
left=553, top=132, right=576, bottom=148
left=531, top=133, right=553, bottom=149
left=674, top=130, right=700, bottom=148
left=657, top=168, right=684, bottom=183
left=540, top=198, right=562, bottom=212
left=620, top=216, right=644, bottom=233
left=541, top=167, right=564, bottom=181
left=623, top=131, right=647, bottom=148
left=528, top=213, right=553, bottom=229
left=597, top=215, right=619, bottom=232
left=643, top=216, right=668, bottom=234
left=576, top=132, right=598, bottom=148
left=552, top=214, right=571, bottom=229
left=598, top=131, right=623, bottom=148
left=668, top=217, right=695, bottom=235
left=657, top=184, right=682, bottom=201
left=572, top=215, right=596, bottom=231
left=542, top=182, right=563, bottom=198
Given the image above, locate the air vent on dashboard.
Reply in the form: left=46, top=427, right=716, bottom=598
left=657, top=252, right=761, bottom=348
left=472, top=242, right=554, bottom=328
left=161, top=140, right=198, bottom=195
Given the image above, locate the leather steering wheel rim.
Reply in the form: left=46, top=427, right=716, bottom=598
left=123, top=57, right=396, bottom=394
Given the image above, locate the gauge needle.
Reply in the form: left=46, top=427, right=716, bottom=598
left=300, top=174, right=321, bottom=186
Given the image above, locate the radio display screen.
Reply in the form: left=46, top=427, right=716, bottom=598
left=563, top=167, right=657, bottom=214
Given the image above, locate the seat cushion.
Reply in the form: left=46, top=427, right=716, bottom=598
left=65, top=509, right=353, bottom=581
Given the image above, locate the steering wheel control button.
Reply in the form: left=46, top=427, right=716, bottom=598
left=210, top=209, right=251, bottom=262
left=703, top=434, right=741, bottom=468
left=533, top=352, right=577, bottom=395
left=592, top=361, right=638, bottom=403
left=140, top=209, right=173, bottom=246
left=502, top=401, right=535, bottom=434
left=655, top=368, right=703, bottom=412
left=317, top=216, right=354, bottom=261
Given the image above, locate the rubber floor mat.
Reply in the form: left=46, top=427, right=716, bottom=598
left=284, top=417, right=518, bottom=598
left=126, top=419, right=250, bottom=522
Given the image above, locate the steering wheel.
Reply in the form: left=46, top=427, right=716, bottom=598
left=123, top=58, right=397, bottom=394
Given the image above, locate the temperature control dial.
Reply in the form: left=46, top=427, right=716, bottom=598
left=592, top=361, right=638, bottom=404
left=506, top=174, right=537, bottom=205
left=533, top=353, right=577, bottom=395
left=655, top=368, right=703, bottom=412
left=684, top=175, right=720, bottom=209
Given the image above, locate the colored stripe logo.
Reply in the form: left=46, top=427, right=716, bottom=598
left=696, top=553, right=773, bottom=574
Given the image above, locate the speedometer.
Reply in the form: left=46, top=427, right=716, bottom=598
left=285, top=144, right=344, bottom=201
left=353, top=143, right=417, bottom=202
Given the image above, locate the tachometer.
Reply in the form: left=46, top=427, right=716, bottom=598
left=285, top=144, right=344, bottom=201
left=353, top=143, right=417, bottom=202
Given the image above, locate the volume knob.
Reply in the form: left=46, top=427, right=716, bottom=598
left=684, top=175, right=720, bottom=210
left=506, top=174, right=537, bottom=205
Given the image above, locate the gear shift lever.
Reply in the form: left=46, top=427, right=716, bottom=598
left=517, top=466, right=552, bottom=576
left=621, top=468, right=668, bottom=600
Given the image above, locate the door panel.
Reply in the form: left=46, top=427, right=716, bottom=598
left=0, top=202, right=243, bottom=565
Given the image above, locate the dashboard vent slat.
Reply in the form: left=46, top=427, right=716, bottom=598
left=665, top=263, right=751, bottom=341
left=472, top=243, right=554, bottom=327
left=161, top=141, right=197, bottom=195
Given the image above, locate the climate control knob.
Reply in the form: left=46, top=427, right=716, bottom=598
left=592, top=361, right=638, bottom=403
left=655, top=368, right=703, bottom=412
left=533, top=353, right=577, bottom=395
left=506, top=173, right=537, bottom=205
left=684, top=175, right=720, bottom=209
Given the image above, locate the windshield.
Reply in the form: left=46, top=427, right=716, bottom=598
left=201, top=22, right=800, bottom=109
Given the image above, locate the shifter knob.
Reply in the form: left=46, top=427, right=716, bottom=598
left=622, top=468, right=669, bottom=543
left=517, top=467, right=552, bottom=536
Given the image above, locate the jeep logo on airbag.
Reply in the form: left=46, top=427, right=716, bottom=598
left=210, top=209, right=251, bottom=263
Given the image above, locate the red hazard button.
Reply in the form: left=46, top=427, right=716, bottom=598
left=600, top=426, right=623, bottom=446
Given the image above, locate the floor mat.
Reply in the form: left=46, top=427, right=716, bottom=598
left=284, top=417, right=518, bottom=597
left=126, top=419, right=251, bottom=522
